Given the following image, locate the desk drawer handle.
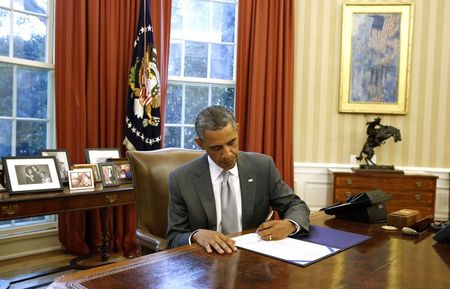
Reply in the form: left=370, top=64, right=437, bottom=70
left=346, top=178, right=353, bottom=185
left=415, top=194, right=422, bottom=201
left=106, top=194, right=117, bottom=203
left=345, top=192, right=352, bottom=198
left=416, top=181, right=422, bottom=187
left=2, top=205, right=18, bottom=215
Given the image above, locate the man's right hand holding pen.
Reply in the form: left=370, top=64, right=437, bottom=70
left=256, top=210, right=297, bottom=241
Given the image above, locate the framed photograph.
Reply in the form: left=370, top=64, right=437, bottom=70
left=0, top=161, right=5, bottom=190
left=107, top=158, right=132, bottom=183
left=98, top=162, right=119, bottom=187
left=41, top=149, right=70, bottom=183
left=86, top=148, right=120, bottom=164
left=72, top=164, right=101, bottom=183
left=68, top=168, right=95, bottom=191
left=339, top=2, right=414, bottom=114
left=2, top=156, right=63, bottom=194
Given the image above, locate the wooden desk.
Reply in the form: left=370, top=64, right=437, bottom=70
left=0, top=184, right=135, bottom=261
left=50, top=212, right=450, bottom=289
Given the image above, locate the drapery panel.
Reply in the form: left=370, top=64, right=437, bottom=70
left=55, top=0, right=171, bottom=257
left=236, top=0, right=295, bottom=187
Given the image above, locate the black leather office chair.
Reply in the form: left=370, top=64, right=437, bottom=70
left=127, top=148, right=203, bottom=254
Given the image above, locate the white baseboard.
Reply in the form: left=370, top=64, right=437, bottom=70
left=293, top=163, right=450, bottom=220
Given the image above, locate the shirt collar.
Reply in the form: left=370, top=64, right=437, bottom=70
left=207, top=155, right=238, bottom=181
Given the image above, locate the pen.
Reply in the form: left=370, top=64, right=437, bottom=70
left=265, top=210, right=274, bottom=222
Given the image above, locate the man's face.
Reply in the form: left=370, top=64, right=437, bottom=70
left=195, top=123, right=239, bottom=170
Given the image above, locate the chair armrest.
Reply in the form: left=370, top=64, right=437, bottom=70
left=136, top=228, right=168, bottom=252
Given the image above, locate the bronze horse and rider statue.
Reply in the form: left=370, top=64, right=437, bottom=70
left=356, top=117, right=401, bottom=169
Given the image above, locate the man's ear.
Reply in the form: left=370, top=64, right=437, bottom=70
left=194, top=138, right=205, bottom=150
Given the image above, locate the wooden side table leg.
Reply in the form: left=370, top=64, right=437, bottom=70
left=100, top=207, right=110, bottom=262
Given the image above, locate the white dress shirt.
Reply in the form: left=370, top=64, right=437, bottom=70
left=207, top=156, right=243, bottom=233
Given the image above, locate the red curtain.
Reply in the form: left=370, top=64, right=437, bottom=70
left=236, top=0, right=295, bottom=187
left=55, top=0, right=171, bottom=257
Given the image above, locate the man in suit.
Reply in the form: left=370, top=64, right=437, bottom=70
left=167, top=105, right=310, bottom=254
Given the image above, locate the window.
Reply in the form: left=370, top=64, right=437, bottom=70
left=164, top=0, right=237, bottom=149
left=0, top=0, right=56, bottom=233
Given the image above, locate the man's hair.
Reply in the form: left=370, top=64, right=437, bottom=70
left=195, top=105, right=237, bottom=140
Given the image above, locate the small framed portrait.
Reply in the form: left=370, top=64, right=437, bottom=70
left=107, top=158, right=132, bottom=183
left=86, top=148, right=121, bottom=164
left=2, top=156, right=63, bottom=194
left=41, top=149, right=70, bottom=183
left=98, top=162, right=119, bottom=187
left=68, top=168, right=95, bottom=191
left=72, top=164, right=101, bottom=183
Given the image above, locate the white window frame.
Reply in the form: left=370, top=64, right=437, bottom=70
left=165, top=0, right=238, bottom=149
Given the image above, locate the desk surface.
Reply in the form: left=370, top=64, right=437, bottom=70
left=0, top=183, right=134, bottom=221
left=50, top=212, right=450, bottom=289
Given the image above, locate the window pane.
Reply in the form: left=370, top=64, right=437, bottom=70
left=15, top=216, right=46, bottom=224
left=13, top=11, right=47, bottom=61
left=0, top=9, right=10, bottom=56
left=0, top=63, right=13, bottom=116
left=184, top=126, right=197, bottom=149
left=164, top=126, right=181, bottom=148
left=184, top=41, right=207, bottom=78
left=17, top=66, right=48, bottom=118
left=0, top=119, right=12, bottom=156
left=185, top=0, right=209, bottom=37
left=212, top=2, right=236, bottom=42
left=185, top=85, right=208, bottom=124
left=212, top=86, right=235, bottom=110
left=166, top=84, right=182, bottom=124
left=170, top=0, right=183, bottom=33
left=169, top=42, right=182, bottom=77
left=210, top=44, right=234, bottom=80
left=16, top=120, right=46, bottom=156
left=165, top=0, right=237, bottom=149
left=0, top=0, right=10, bottom=7
left=14, top=0, right=48, bottom=14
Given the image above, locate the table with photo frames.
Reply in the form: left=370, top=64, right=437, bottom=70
left=0, top=183, right=135, bottom=262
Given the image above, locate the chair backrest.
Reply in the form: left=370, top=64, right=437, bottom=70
left=127, top=148, right=203, bottom=251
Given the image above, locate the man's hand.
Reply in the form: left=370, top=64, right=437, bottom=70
left=192, top=229, right=238, bottom=254
left=256, top=220, right=296, bottom=241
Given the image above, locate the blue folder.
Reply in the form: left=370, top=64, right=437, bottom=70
left=290, top=225, right=372, bottom=266
left=302, top=225, right=372, bottom=249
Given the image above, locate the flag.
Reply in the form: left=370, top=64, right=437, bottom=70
left=123, top=0, right=161, bottom=151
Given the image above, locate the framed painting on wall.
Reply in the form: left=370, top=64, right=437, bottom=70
left=339, top=2, right=414, bottom=114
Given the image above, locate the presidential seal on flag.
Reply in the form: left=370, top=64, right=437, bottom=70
left=124, top=0, right=161, bottom=151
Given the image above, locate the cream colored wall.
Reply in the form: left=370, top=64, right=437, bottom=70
left=293, top=0, right=450, bottom=168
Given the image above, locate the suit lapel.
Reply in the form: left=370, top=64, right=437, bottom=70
left=237, top=153, right=256, bottom=229
left=193, top=154, right=217, bottom=230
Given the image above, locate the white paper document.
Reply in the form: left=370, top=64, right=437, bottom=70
left=233, top=233, right=339, bottom=266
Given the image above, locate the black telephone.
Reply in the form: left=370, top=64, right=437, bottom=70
left=322, top=189, right=392, bottom=223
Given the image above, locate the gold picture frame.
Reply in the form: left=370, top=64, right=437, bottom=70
left=339, top=2, right=414, bottom=114
left=72, top=164, right=101, bottom=183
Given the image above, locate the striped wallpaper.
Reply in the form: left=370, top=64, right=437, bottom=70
left=293, top=0, right=450, bottom=168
